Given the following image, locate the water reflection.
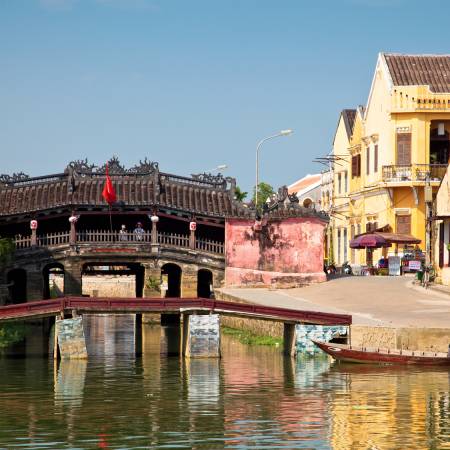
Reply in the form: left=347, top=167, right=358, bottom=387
left=0, top=315, right=449, bottom=449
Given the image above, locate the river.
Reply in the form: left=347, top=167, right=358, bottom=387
left=0, top=315, right=449, bottom=449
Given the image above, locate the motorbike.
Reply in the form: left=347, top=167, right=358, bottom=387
left=342, top=261, right=353, bottom=275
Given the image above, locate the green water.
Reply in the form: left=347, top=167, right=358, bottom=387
left=0, top=315, right=449, bottom=449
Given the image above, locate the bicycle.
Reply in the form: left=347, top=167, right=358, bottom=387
left=421, top=265, right=435, bottom=289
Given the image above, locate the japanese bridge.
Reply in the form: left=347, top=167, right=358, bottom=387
left=0, top=157, right=245, bottom=304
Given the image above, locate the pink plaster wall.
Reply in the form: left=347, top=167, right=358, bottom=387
left=225, top=217, right=326, bottom=288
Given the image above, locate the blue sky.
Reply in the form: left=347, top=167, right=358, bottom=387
left=1, top=0, right=450, bottom=194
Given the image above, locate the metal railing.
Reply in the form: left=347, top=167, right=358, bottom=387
left=0, top=297, right=352, bottom=325
left=382, top=164, right=447, bottom=182
left=14, top=230, right=224, bottom=254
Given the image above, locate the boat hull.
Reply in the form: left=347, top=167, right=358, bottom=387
left=312, top=340, right=450, bottom=366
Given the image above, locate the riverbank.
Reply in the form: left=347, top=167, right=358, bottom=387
left=217, top=276, right=450, bottom=352
left=0, top=323, right=27, bottom=348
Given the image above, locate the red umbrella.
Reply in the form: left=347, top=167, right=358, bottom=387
left=349, top=233, right=390, bottom=249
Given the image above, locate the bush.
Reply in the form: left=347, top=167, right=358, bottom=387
left=0, top=323, right=27, bottom=348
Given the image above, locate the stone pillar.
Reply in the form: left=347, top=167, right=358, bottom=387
left=64, top=260, right=82, bottom=296
left=189, top=221, right=196, bottom=250
left=143, top=263, right=161, bottom=297
left=55, top=316, right=88, bottom=360
left=31, top=229, right=37, bottom=247
left=27, top=269, right=44, bottom=301
left=183, top=314, right=220, bottom=358
left=69, top=215, right=78, bottom=246
left=181, top=266, right=198, bottom=298
left=160, top=313, right=181, bottom=356
left=283, top=323, right=297, bottom=357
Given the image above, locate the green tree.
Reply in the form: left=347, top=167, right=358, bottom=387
left=0, top=237, right=14, bottom=266
left=234, top=186, right=248, bottom=202
left=252, top=182, right=275, bottom=210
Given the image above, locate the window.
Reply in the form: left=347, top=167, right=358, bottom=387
left=351, top=154, right=361, bottom=178
left=337, top=229, right=341, bottom=264
left=338, top=173, right=341, bottom=194
left=344, top=171, right=348, bottom=192
left=396, top=215, right=411, bottom=234
left=374, top=144, right=378, bottom=172
left=397, top=133, right=411, bottom=165
left=343, top=228, right=348, bottom=262
left=366, top=147, right=370, bottom=175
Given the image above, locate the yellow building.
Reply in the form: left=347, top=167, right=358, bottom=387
left=328, top=53, right=450, bottom=268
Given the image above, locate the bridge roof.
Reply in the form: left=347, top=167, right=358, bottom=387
left=0, top=158, right=244, bottom=220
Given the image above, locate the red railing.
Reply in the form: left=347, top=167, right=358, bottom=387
left=0, top=297, right=352, bottom=325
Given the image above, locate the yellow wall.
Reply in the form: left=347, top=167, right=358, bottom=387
left=329, top=53, right=450, bottom=267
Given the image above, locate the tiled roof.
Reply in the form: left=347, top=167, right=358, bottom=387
left=342, top=109, right=356, bottom=139
left=0, top=171, right=240, bottom=219
left=287, top=174, right=321, bottom=195
left=384, top=53, right=450, bottom=93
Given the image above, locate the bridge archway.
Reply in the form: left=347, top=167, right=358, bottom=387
left=161, top=263, right=182, bottom=297
left=43, top=263, right=64, bottom=299
left=82, top=263, right=145, bottom=298
left=197, top=269, right=213, bottom=298
left=7, top=269, right=27, bottom=304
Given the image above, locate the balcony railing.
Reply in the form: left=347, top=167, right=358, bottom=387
left=14, top=230, right=224, bottom=255
left=382, top=164, right=447, bottom=183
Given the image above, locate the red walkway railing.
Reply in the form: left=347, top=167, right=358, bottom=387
left=0, top=297, right=352, bottom=325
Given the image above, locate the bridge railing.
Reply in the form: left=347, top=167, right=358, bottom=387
left=196, top=238, right=224, bottom=254
left=157, top=231, right=190, bottom=248
left=37, top=231, right=70, bottom=246
left=14, top=229, right=224, bottom=255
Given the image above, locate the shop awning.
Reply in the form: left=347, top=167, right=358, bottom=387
left=349, top=233, right=390, bottom=249
left=374, top=232, right=421, bottom=245
left=349, top=232, right=421, bottom=249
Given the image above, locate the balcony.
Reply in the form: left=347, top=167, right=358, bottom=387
left=382, top=164, right=447, bottom=183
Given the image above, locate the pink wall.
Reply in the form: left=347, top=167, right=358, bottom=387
left=225, top=217, right=326, bottom=287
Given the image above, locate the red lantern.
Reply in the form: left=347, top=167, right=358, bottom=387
left=189, top=221, right=197, bottom=231
left=30, top=220, right=38, bottom=230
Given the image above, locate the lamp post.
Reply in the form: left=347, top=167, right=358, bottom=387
left=206, top=164, right=228, bottom=173
left=255, top=130, right=293, bottom=208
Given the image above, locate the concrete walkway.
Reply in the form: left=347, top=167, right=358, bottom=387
left=220, top=276, right=450, bottom=328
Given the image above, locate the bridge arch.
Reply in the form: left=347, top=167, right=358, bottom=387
left=7, top=268, right=27, bottom=304
left=161, top=263, right=182, bottom=297
left=43, top=262, right=64, bottom=299
left=81, top=262, right=145, bottom=298
left=197, top=269, right=213, bottom=298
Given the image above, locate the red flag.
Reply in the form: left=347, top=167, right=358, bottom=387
left=102, top=164, right=117, bottom=205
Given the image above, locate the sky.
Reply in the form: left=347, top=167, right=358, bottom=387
left=2, top=0, right=450, bottom=194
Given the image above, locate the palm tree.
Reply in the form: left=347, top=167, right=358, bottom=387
left=234, top=186, right=248, bottom=202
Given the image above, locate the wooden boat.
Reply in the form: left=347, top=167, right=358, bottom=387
left=312, top=340, right=450, bottom=366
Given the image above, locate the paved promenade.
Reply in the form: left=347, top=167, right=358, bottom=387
left=220, top=276, right=450, bottom=328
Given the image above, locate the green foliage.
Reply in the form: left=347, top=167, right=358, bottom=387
left=145, top=275, right=161, bottom=293
left=234, top=186, right=248, bottom=202
left=222, top=326, right=283, bottom=346
left=0, top=237, right=14, bottom=266
left=252, top=182, right=275, bottom=210
left=0, top=322, right=27, bottom=348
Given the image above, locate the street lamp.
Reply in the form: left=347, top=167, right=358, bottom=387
left=206, top=164, right=228, bottom=173
left=255, top=129, right=293, bottom=207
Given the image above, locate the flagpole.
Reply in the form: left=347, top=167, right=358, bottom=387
left=108, top=204, right=113, bottom=234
